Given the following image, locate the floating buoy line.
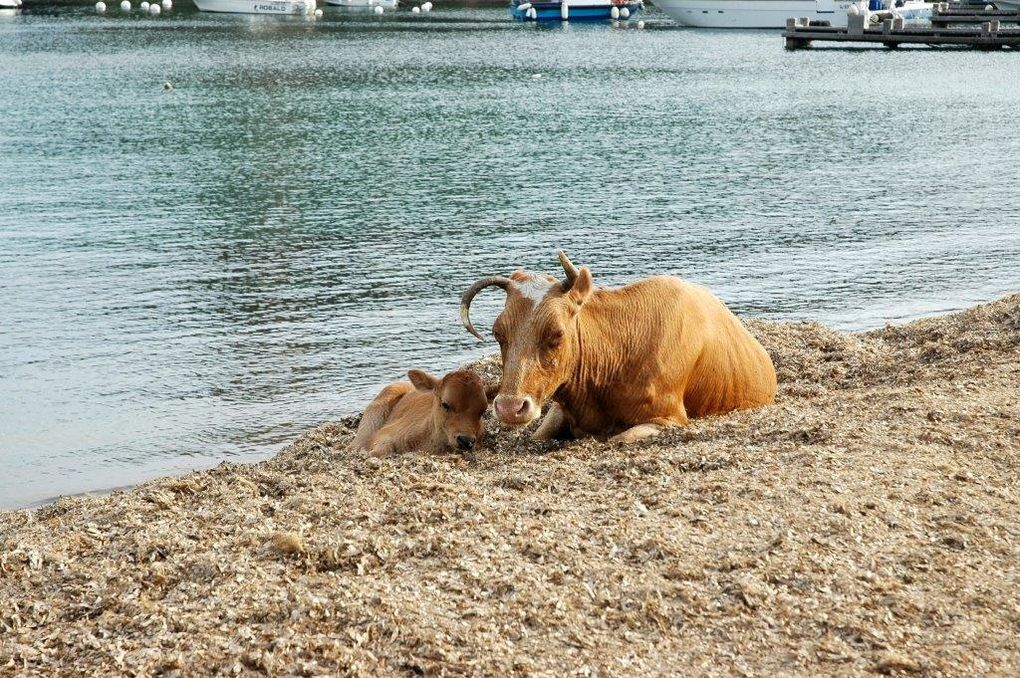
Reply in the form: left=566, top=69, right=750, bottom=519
left=95, top=0, right=172, bottom=13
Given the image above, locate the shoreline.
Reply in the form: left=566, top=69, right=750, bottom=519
left=7, top=289, right=1019, bottom=515
left=2, top=294, right=1018, bottom=675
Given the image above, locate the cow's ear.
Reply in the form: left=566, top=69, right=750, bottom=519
left=408, top=369, right=439, bottom=392
left=568, top=267, right=594, bottom=306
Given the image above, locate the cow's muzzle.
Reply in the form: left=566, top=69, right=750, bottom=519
left=493, top=394, right=539, bottom=426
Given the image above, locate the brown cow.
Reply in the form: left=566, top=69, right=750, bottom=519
left=349, top=369, right=488, bottom=457
left=460, top=251, right=776, bottom=444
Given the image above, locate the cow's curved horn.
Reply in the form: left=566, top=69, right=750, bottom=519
left=558, top=250, right=579, bottom=286
left=460, top=277, right=514, bottom=341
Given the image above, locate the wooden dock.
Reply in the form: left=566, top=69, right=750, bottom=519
left=930, top=3, right=1020, bottom=26
left=783, top=14, right=1020, bottom=49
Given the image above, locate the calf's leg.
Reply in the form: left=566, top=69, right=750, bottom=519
left=349, top=382, right=414, bottom=452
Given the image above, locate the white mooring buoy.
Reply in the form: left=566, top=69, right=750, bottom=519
left=120, top=0, right=130, bottom=10
left=149, top=2, right=160, bottom=13
left=314, top=7, right=322, bottom=16
left=411, top=5, right=419, bottom=12
left=610, top=5, right=619, bottom=18
left=95, top=0, right=107, bottom=11
left=619, top=6, right=629, bottom=18
left=421, top=1, right=432, bottom=10
left=140, top=1, right=149, bottom=9
left=162, top=0, right=172, bottom=7
left=163, top=82, right=173, bottom=91
left=374, top=4, right=383, bottom=13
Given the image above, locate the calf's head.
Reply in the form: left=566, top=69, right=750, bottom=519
left=407, top=368, right=487, bottom=452
left=460, top=251, right=594, bottom=427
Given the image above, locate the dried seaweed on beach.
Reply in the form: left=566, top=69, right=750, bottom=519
left=2, top=295, right=1019, bottom=676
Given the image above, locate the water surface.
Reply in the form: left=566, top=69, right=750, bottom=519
left=2, top=5, right=1019, bottom=508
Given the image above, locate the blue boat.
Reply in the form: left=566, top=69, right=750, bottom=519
left=510, top=0, right=643, bottom=22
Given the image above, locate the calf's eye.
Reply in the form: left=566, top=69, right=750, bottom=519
left=441, top=402, right=451, bottom=412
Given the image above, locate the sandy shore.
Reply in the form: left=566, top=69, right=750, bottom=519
left=2, top=295, right=1018, bottom=676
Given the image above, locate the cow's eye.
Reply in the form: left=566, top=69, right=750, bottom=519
left=546, top=329, right=564, bottom=348
left=441, top=401, right=451, bottom=412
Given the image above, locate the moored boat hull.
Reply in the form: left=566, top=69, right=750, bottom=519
left=654, top=0, right=930, bottom=28
left=325, top=0, right=398, bottom=7
left=193, top=0, right=315, bottom=14
left=511, top=0, right=644, bottom=21
left=652, top=0, right=852, bottom=28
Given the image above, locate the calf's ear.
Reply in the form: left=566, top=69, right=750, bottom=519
left=568, top=267, right=594, bottom=306
left=407, top=369, right=439, bottom=392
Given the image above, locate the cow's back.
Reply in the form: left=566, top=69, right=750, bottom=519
left=667, top=280, right=776, bottom=417
left=580, top=276, right=775, bottom=424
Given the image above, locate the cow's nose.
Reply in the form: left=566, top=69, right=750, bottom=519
left=456, top=435, right=475, bottom=451
left=494, top=395, right=534, bottom=424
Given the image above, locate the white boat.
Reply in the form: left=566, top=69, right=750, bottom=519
left=326, top=0, right=397, bottom=6
left=873, top=0, right=933, bottom=20
left=0, top=0, right=23, bottom=8
left=192, top=0, right=316, bottom=13
left=653, top=0, right=932, bottom=27
left=652, top=0, right=854, bottom=27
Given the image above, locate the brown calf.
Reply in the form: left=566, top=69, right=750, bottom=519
left=349, top=369, right=488, bottom=457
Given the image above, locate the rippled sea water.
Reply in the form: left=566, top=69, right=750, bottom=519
left=1, top=4, right=1018, bottom=508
